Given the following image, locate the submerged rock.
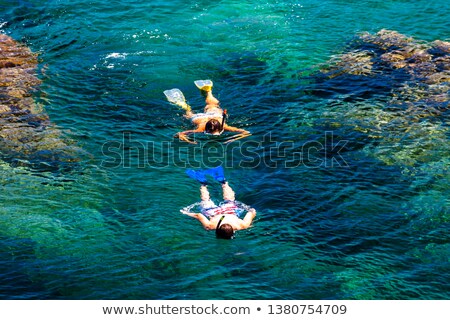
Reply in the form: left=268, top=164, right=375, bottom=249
left=0, top=34, right=80, bottom=170
left=359, top=29, right=414, bottom=51
left=319, top=29, right=450, bottom=102
left=311, top=30, right=450, bottom=168
left=324, top=50, right=374, bottom=77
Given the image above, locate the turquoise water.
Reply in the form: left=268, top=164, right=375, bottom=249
left=1, top=0, right=449, bottom=299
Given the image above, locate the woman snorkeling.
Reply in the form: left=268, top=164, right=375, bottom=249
left=164, top=80, right=251, bottom=144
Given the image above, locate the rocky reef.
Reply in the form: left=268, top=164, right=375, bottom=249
left=322, top=29, right=450, bottom=105
left=314, top=30, right=450, bottom=168
left=307, top=30, right=450, bottom=237
left=0, top=34, right=80, bottom=170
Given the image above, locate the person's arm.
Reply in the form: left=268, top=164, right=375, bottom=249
left=222, top=124, right=251, bottom=144
left=180, top=210, right=213, bottom=230
left=175, top=128, right=203, bottom=144
left=223, top=124, right=249, bottom=134
left=223, top=125, right=252, bottom=144
left=240, top=208, right=256, bottom=229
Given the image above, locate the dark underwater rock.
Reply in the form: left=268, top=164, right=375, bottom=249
left=317, top=29, right=450, bottom=104
left=0, top=34, right=80, bottom=170
left=307, top=30, right=450, bottom=168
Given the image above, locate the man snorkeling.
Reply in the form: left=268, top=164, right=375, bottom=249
left=181, top=166, right=257, bottom=239
left=164, top=80, right=251, bottom=144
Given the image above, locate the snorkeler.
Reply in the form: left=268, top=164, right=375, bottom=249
left=181, top=166, right=257, bottom=239
left=164, top=80, right=251, bottom=144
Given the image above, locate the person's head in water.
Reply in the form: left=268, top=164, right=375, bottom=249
left=205, top=119, right=222, bottom=135
left=216, top=223, right=234, bottom=239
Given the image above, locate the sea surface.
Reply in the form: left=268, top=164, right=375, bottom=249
left=0, top=0, right=449, bottom=299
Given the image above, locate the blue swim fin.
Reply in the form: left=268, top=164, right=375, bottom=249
left=186, top=166, right=226, bottom=184
left=186, top=169, right=208, bottom=185
left=206, top=166, right=226, bottom=184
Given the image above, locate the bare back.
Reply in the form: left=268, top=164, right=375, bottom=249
left=208, top=214, right=248, bottom=231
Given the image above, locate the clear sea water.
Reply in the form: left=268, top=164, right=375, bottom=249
left=1, top=0, right=449, bottom=299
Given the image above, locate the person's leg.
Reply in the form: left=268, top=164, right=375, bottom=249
left=183, top=107, right=194, bottom=119
left=195, top=80, right=220, bottom=110
left=204, top=90, right=220, bottom=108
left=200, top=185, right=216, bottom=209
left=177, top=99, right=194, bottom=118
left=222, top=182, right=235, bottom=202
left=200, top=185, right=211, bottom=202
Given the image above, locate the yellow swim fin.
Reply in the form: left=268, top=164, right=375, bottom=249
left=163, top=88, right=190, bottom=110
left=194, top=79, right=213, bottom=92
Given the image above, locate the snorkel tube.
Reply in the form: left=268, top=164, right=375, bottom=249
left=215, top=215, right=225, bottom=237
left=220, top=109, right=227, bottom=133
